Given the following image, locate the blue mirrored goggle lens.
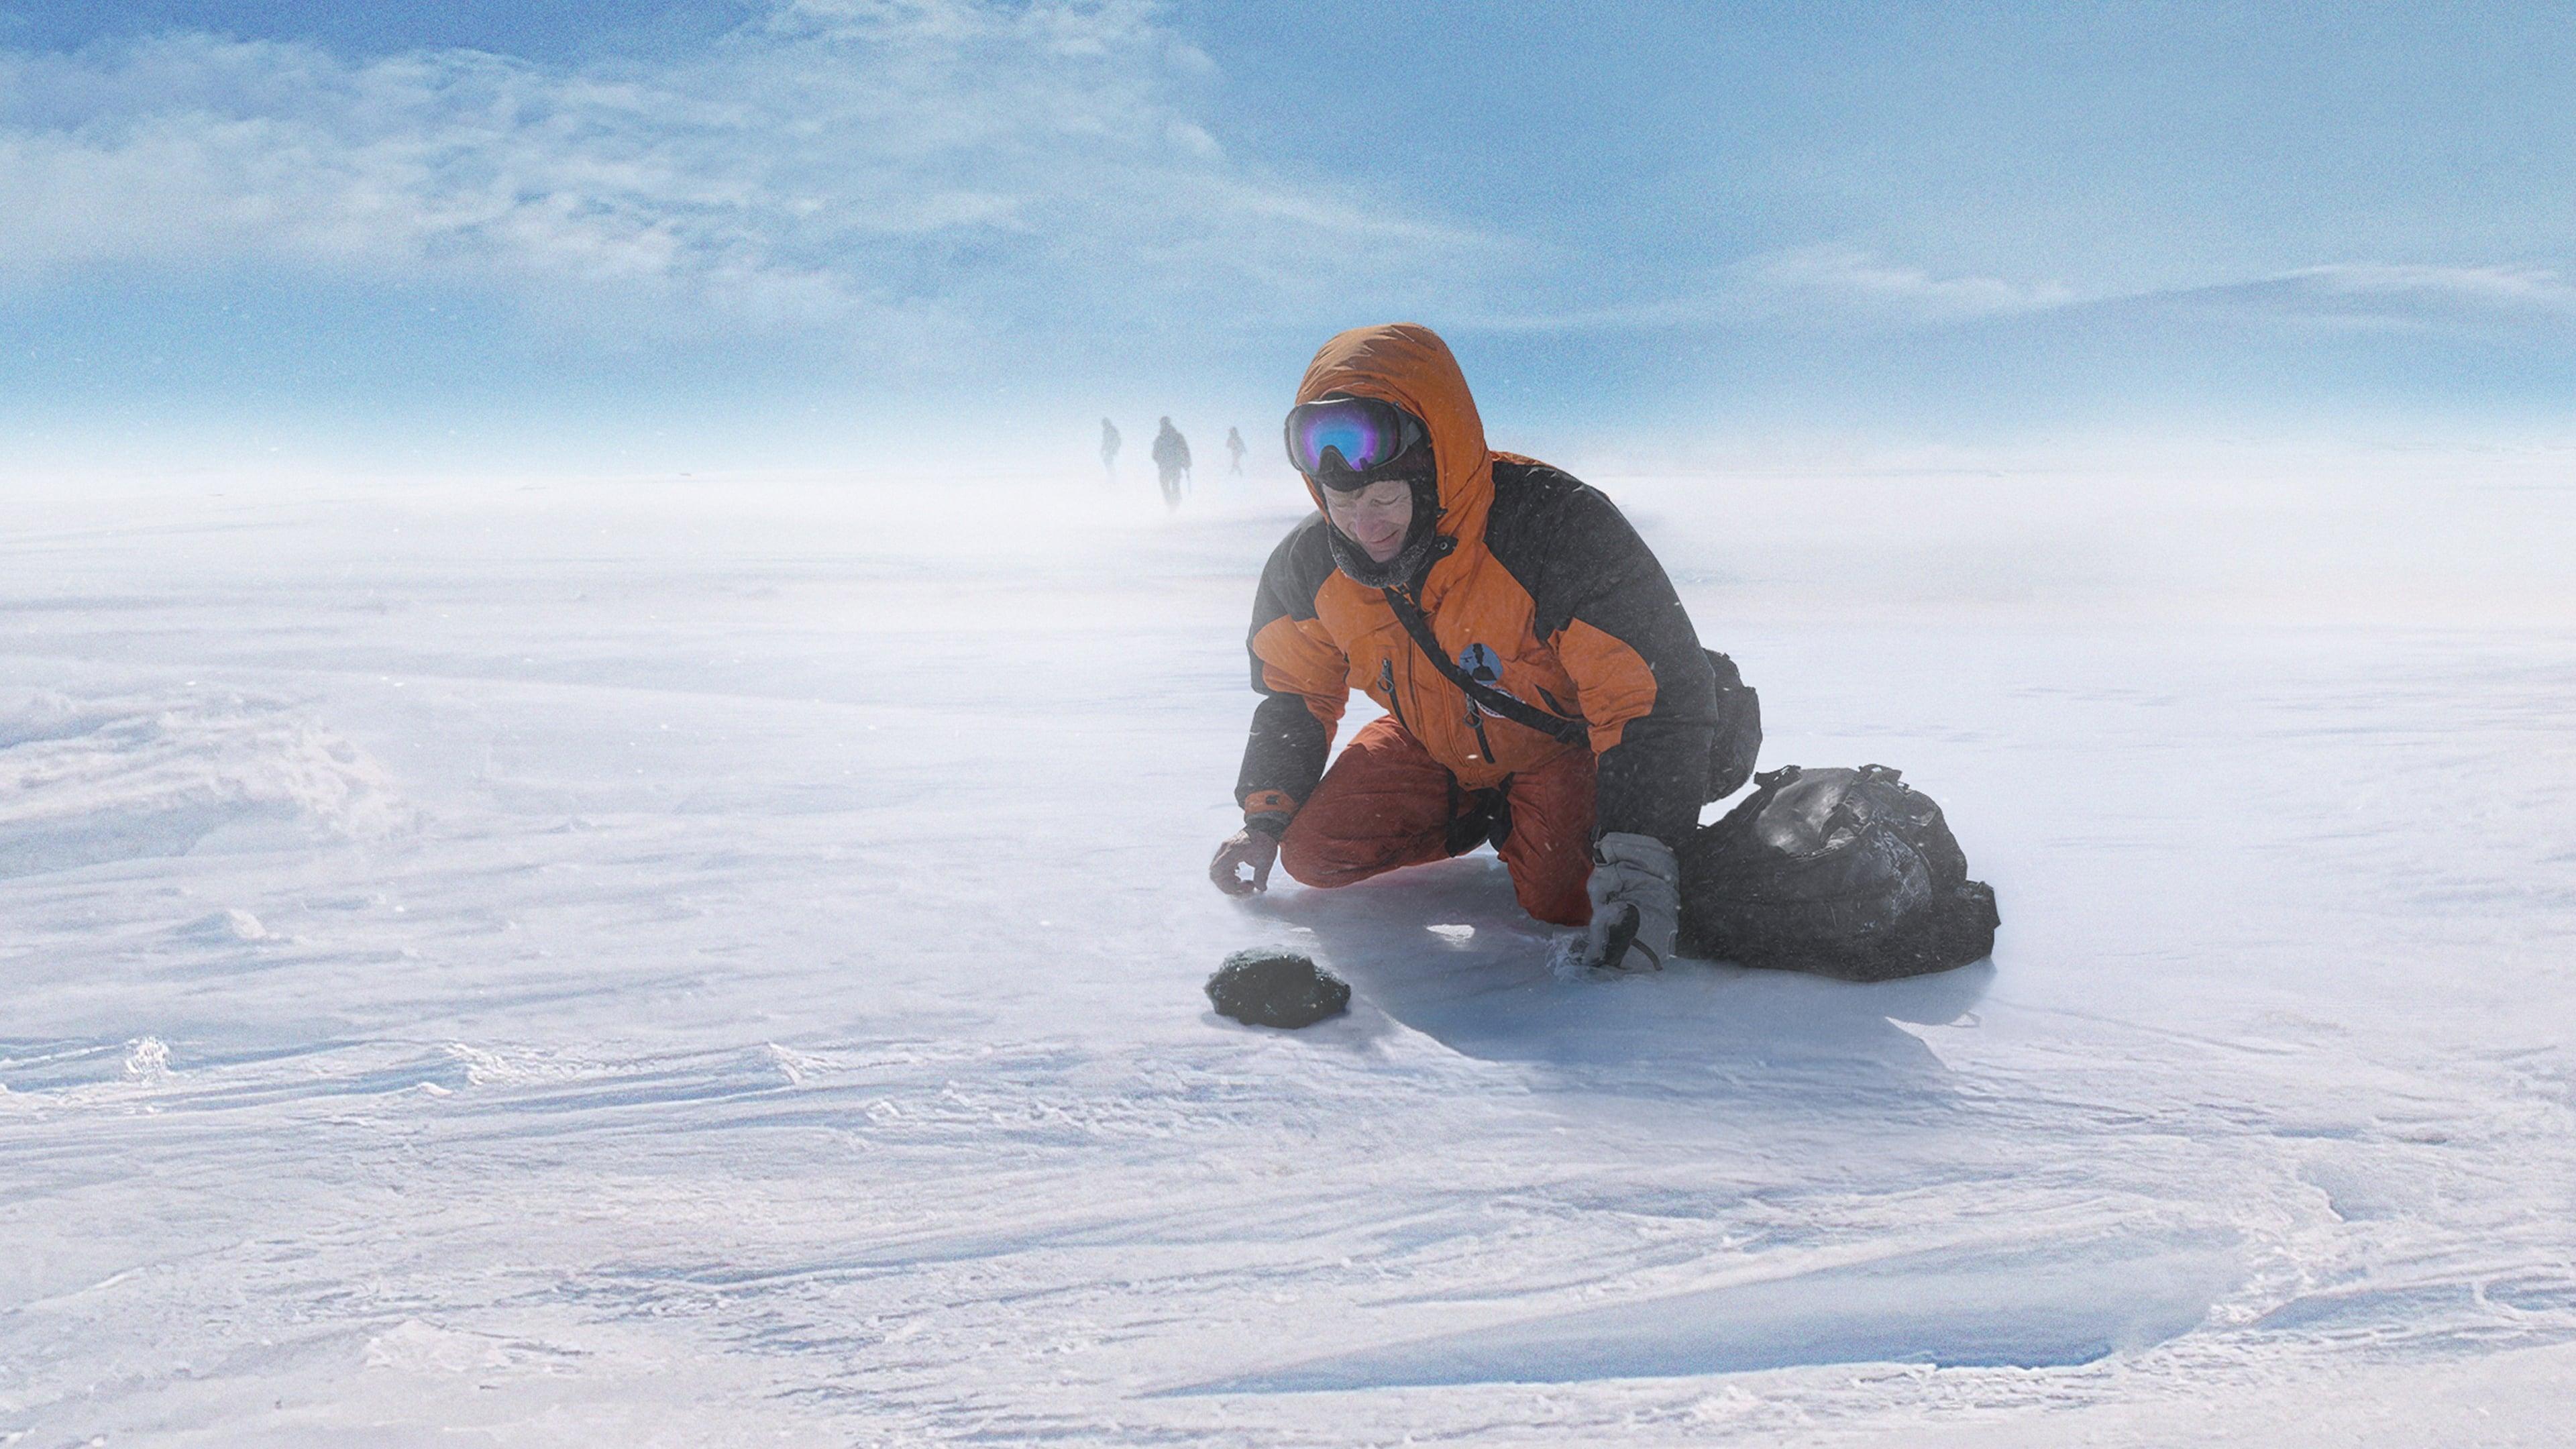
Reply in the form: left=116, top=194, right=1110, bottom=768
left=1286, top=399, right=1415, bottom=474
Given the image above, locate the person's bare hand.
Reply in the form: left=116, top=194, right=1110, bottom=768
left=1209, top=828, right=1279, bottom=896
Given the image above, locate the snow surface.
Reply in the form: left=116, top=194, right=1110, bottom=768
left=4, top=448, right=2574, bottom=1445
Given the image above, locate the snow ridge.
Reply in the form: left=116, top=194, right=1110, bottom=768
left=0, top=688, right=410, bottom=878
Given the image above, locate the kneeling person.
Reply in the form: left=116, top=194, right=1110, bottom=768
left=1208, top=323, right=1722, bottom=971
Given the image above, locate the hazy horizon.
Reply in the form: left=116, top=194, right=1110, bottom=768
left=4, top=1, right=2571, bottom=475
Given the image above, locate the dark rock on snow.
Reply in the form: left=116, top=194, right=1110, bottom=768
left=1207, top=949, right=1350, bottom=1028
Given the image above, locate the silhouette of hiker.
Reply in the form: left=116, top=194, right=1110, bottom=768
left=1099, top=417, right=1122, bottom=483
left=1226, top=426, right=1247, bottom=477
left=1151, top=417, right=1191, bottom=509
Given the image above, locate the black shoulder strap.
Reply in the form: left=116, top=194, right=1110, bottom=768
left=1382, top=587, right=1591, bottom=745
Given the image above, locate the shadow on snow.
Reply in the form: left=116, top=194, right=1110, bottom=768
left=1237, top=855, right=1994, bottom=1103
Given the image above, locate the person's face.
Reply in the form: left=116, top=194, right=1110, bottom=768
left=1322, top=477, right=1415, bottom=563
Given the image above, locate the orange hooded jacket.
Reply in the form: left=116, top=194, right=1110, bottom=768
left=1235, top=323, right=1721, bottom=848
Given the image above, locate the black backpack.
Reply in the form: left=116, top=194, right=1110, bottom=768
left=1701, top=649, right=1760, bottom=801
left=1678, top=764, right=1999, bottom=981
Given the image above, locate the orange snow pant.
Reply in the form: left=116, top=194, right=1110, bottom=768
left=1277, top=716, right=1596, bottom=926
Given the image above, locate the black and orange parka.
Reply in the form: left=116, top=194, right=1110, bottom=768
left=1234, top=323, right=1721, bottom=849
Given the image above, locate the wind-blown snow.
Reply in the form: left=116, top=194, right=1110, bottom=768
left=0, top=688, right=408, bottom=878
left=3, top=447, right=2573, bottom=1445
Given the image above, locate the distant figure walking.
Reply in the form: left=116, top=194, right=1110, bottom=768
left=1099, top=417, right=1122, bottom=484
left=1151, top=417, right=1192, bottom=509
left=1225, top=426, right=1246, bottom=477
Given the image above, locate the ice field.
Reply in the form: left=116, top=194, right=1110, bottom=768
left=5, top=446, right=2574, bottom=1444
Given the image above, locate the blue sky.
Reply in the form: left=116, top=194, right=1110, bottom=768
left=3, top=1, right=2569, bottom=468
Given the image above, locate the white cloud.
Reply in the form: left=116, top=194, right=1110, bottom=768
left=1485, top=250, right=2576, bottom=341
left=1451, top=243, right=2074, bottom=335
left=0, top=1, right=1505, bottom=362
left=1723, top=243, right=2076, bottom=326
left=2120, top=262, right=2576, bottom=339
left=2265, top=263, right=2576, bottom=317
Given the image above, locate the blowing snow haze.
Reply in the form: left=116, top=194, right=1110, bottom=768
left=0, top=0, right=2571, bottom=468
left=6, top=6, right=2576, bottom=1447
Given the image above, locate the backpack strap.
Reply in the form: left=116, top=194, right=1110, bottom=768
left=1382, top=586, right=1591, bottom=745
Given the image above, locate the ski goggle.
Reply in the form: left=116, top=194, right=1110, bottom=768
left=1283, top=396, right=1428, bottom=482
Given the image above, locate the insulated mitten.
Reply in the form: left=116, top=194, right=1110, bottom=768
left=1580, top=831, right=1680, bottom=971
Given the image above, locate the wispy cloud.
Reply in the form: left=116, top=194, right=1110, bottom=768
left=1454, top=243, right=2075, bottom=335
left=2172, top=263, right=2576, bottom=330
left=2298, top=263, right=2576, bottom=308
left=1723, top=244, right=2076, bottom=327
left=0, top=1, right=1506, bottom=365
left=1466, top=248, right=2576, bottom=349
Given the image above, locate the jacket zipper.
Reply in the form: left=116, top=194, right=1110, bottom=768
left=1464, top=698, right=1497, bottom=764
left=1390, top=584, right=1492, bottom=764
left=1377, top=656, right=1410, bottom=735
